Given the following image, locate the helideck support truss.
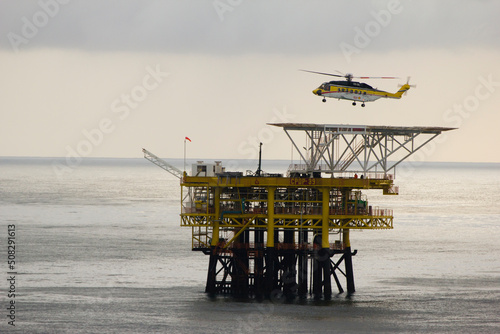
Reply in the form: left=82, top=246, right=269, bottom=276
left=269, top=123, right=456, bottom=177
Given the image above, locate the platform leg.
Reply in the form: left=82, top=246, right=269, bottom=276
left=322, top=249, right=332, bottom=300
left=254, top=229, right=264, bottom=299
left=344, top=247, right=355, bottom=294
left=312, top=255, right=322, bottom=299
left=205, top=246, right=218, bottom=295
left=232, top=231, right=249, bottom=298
left=343, top=229, right=355, bottom=294
left=283, top=229, right=296, bottom=300
left=264, top=247, right=275, bottom=299
left=298, top=230, right=308, bottom=298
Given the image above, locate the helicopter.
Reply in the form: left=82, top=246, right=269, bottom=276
left=302, top=70, right=414, bottom=107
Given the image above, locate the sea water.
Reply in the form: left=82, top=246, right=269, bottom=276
left=0, top=157, right=499, bottom=333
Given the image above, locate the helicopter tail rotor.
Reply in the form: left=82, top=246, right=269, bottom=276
left=398, top=77, right=416, bottom=95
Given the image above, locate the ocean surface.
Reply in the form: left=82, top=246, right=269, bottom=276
left=1, top=157, right=499, bottom=333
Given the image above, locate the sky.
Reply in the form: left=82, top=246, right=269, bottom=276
left=1, top=0, right=500, bottom=164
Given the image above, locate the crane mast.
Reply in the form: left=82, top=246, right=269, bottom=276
left=142, top=148, right=183, bottom=179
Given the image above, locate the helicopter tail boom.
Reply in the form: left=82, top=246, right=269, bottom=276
left=391, top=84, right=411, bottom=99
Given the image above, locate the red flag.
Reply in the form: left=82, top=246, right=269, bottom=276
left=185, top=137, right=191, bottom=142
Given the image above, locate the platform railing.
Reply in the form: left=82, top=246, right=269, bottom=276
left=286, top=164, right=393, bottom=180
left=183, top=205, right=393, bottom=217
left=191, top=240, right=346, bottom=251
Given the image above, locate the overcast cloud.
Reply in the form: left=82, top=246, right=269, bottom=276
left=1, top=1, right=499, bottom=54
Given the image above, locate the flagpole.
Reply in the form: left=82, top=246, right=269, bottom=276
left=184, top=137, right=191, bottom=174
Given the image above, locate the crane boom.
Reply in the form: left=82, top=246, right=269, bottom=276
left=142, top=148, right=183, bottom=179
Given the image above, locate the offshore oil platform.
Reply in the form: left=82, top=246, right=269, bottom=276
left=144, top=123, right=454, bottom=300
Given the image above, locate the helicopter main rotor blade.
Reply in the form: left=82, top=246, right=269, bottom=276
left=301, top=70, right=400, bottom=80
left=300, top=70, right=344, bottom=78
left=356, top=76, right=400, bottom=79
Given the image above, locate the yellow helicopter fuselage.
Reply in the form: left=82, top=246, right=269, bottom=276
left=313, top=80, right=410, bottom=105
